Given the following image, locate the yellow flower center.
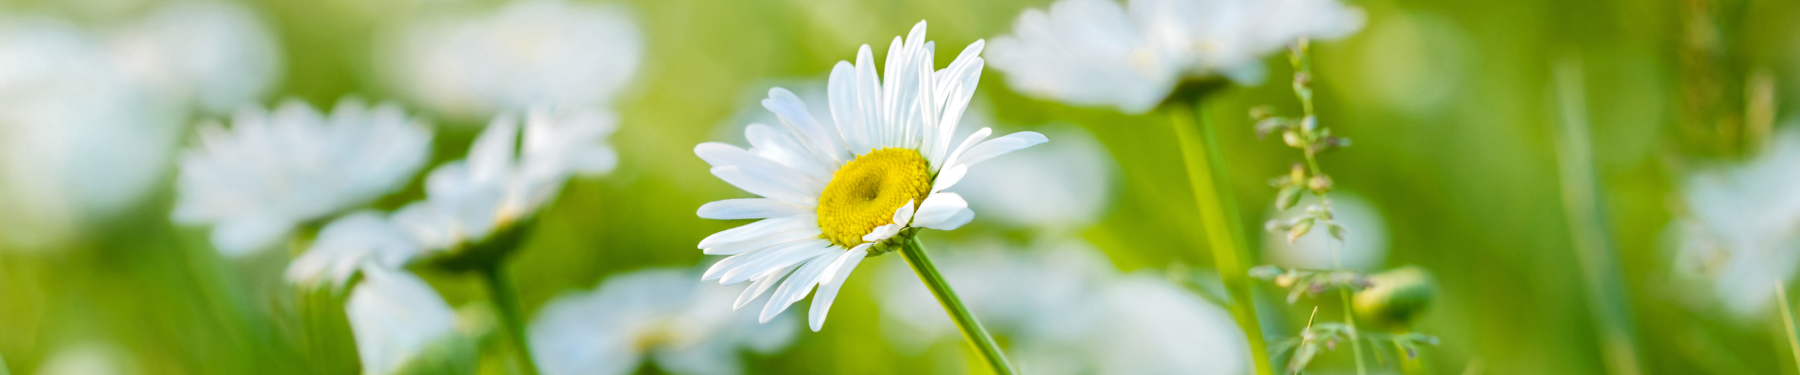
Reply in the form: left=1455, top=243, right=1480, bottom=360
left=816, top=148, right=932, bottom=248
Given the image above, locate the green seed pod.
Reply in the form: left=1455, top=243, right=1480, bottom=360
left=1353, top=265, right=1436, bottom=332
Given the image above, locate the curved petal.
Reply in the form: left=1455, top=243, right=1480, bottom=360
left=697, top=215, right=813, bottom=249
left=911, top=192, right=973, bottom=230
left=954, top=131, right=1049, bottom=168
left=697, top=198, right=812, bottom=220
left=808, top=248, right=869, bottom=331
left=759, top=251, right=842, bottom=322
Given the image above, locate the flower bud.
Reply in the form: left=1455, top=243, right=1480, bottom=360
left=1353, top=265, right=1436, bottom=332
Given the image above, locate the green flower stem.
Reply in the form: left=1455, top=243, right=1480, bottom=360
left=899, top=237, right=1016, bottom=375
left=480, top=264, right=541, bottom=375
left=1168, top=99, right=1275, bottom=375
left=1779, top=282, right=1800, bottom=371
left=1551, top=59, right=1643, bottom=375
left=1338, top=288, right=1368, bottom=375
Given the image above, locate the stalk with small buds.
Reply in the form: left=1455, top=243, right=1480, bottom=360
left=1249, top=38, right=1437, bottom=375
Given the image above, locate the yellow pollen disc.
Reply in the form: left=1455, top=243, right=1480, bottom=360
left=817, top=148, right=932, bottom=248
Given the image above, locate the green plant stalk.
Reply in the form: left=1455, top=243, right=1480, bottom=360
left=1170, top=100, right=1275, bottom=375
left=1550, top=59, right=1643, bottom=375
left=1779, top=282, right=1800, bottom=371
left=900, top=237, right=1017, bottom=375
left=481, top=264, right=541, bottom=375
left=1310, top=125, right=1367, bottom=375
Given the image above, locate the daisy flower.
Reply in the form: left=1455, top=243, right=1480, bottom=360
left=530, top=269, right=797, bottom=375
left=393, top=106, right=617, bottom=261
left=172, top=98, right=432, bottom=256
left=695, top=21, right=1047, bottom=332
left=1672, top=128, right=1800, bottom=317
left=381, top=0, right=643, bottom=121
left=285, top=211, right=423, bottom=289
left=986, top=0, right=1364, bottom=114
left=107, top=0, right=281, bottom=114
left=347, top=265, right=482, bottom=375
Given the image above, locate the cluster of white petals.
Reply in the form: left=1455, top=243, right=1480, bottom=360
left=695, top=21, right=1048, bottom=331
left=530, top=269, right=797, bottom=375
left=174, top=99, right=432, bottom=256
left=0, top=1, right=279, bottom=251
left=877, top=241, right=1248, bottom=374
left=1673, top=129, right=1800, bottom=318
left=382, top=0, right=643, bottom=121
left=987, top=0, right=1363, bottom=114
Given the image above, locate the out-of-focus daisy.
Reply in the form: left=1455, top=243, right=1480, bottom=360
left=1672, top=128, right=1800, bottom=317
left=107, top=0, right=280, bottom=114
left=1088, top=273, right=1249, bottom=374
left=530, top=268, right=797, bottom=375
left=380, top=0, right=643, bottom=121
left=173, top=99, right=432, bottom=256
left=285, top=211, right=424, bottom=289
left=393, top=107, right=617, bottom=260
left=955, top=125, right=1114, bottom=231
left=987, top=0, right=1364, bottom=114
left=876, top=240, right=1112, bottom=356
left=876, top=239, right=1248, bottom=374
left=0, top=19, right=181, bottom=251
left=1262, top=192, right=1388, bottom=271
left=695, top=21, right=1047, bottom=331
left=347, top=265, right=484, bottom=375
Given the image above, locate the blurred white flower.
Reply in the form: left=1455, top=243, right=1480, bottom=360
left=35, top=342, right=137, bottom=375
left=956, top=125, right=1115, bottom=231
left=347, top=266, right=461, bottom=375
left=107, top=0, right=281, bottom=114
left=0, top=19, right=182, bottom=251
left=1262, top=192, right=1389, bottom=271
left=381, top=0, right=643, bottom=121
left=876, top=239, right=1248, bottom=375
left=286, top=212, right=425, bottom=289
left=876, top=240, right=1113, bottom=359
left=1673, top=128, right=1800, bottom=317
left=1088, top=273, right=1249, bottom=375
left=173, top=98, right=433, bottom=256
left=530, top=268, right=797, bottom=375
left=695, top=21, right=1047, bottom=332
left=987, top=0, right=1363, bottom=114
left=394, top=107, right=618, bottom=253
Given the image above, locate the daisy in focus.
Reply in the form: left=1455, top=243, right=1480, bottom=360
left=695, top=21, right=1047, bottom=332
left=986, top=0, right=1364, bottom=114
left=174, top=98, right=432, bottom=256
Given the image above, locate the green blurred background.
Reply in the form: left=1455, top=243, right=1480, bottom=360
left=3, top=0, right=1800, bottom=373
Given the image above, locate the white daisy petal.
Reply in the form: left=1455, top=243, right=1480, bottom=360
left=931, top=164, right=968, bottom=193
left=711, top=166, right=819, bottom=206
left=945, top=127, right=994, bottom=168
left=736, top=266, right=791, bottom=310
left=828, top=61, right=871, bottom=154
left=703, top=226, right=824, bottom=255
left=746, top=124, right=834, bottom=181
left=697, top=215, right=814, bottom=249
left=809, top=248, right=870, bottom=331
left=697, top=198, right=812, bottom=220
left=720, top=240, right=834, bottom=285
left=764, top=88, right=847, bottom=164
left=912, top=192, right=974, bottom=231
left=955, top=131, right=1049, bottom=169
left=864, top=224, right=902, bottom=243
left=696, top=142, right=824, bottom=193
left=759, top=251, right=843, bottom=322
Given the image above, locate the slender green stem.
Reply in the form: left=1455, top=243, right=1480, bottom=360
left=1778, top=282, right=1800, bottom=371
left=481, top=264, right=540, bottom=375
left=899, top=237, right=1016, bottom=375
left=1169, top=100, right=1275, bottom=375
left=1551, top=59, right=1643, bottom=375
left=1329, top=236, right=1368, bottom=375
